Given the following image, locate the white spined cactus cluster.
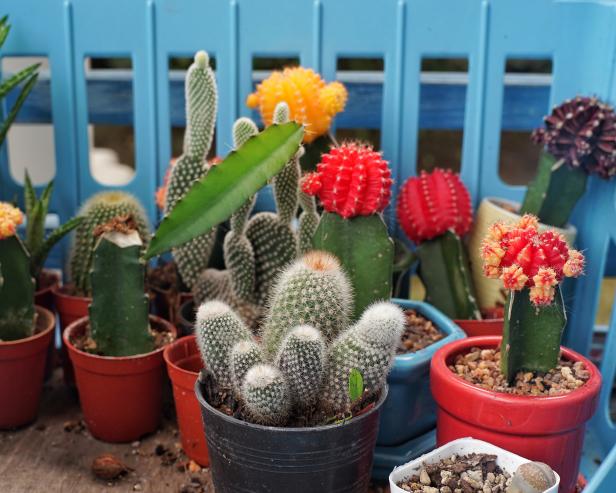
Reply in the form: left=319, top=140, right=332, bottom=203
left=195, top=251, right=404, bottom=426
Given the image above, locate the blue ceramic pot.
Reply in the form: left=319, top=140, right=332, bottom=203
left=376, top=298, right=465, bottom=446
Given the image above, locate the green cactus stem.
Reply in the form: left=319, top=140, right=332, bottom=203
left=230, top=339, right=263, bottom=394
left=241, top=364, right=290, bottom=425
left=416, top=230, right=480, bottom=320
left=298, top=192, right=319, bottom=254
left=501, top=286, right=567, bottom=383
left=0, top=235, right=35, bottom=341
left=88, top=221, right=153, bottom=357
left=520, top=152, right=587, bottom=228
left=313, top=212, right=393, bottom=321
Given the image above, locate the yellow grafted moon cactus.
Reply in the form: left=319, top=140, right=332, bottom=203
left=0, top=202, right=23, bottom=239
left=246, top=67, right=347, bottom=143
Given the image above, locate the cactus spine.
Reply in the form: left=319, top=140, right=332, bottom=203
left=70, top=191, right=149, bottom=296
left=241, top=364, right=290, bottom=425
left=230, top=340, right=263, bottom=393
left=164, top=51, right=219, bottom=289
left=88, top=219, right=153, bottom=357
left=0, top=203, right=35, bottom=341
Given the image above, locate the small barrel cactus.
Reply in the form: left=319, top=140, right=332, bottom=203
left=305, top=143, right=394, bottom=320
left=70, top=191, right=149, bottom=296
left=275, top=325, right=327, bottom=408
left=0, top=203, right=35, bottom=341
left=246, top=67, right=347, bottom=143
left=396, top=168, right=480, bottom=320
left=195, top=300, right=253, bottom=388
left=261, top=251, right=352, bottom=358
left=522, top=96, right=616, bottom=228
left=480, top=214, right=585, bottom=381
left=241, top=364, right=290, bottom=425
left=230, top=340, right=263, bottom=393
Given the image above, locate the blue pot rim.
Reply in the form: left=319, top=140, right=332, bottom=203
left=389, top=298, right=466, bottom=377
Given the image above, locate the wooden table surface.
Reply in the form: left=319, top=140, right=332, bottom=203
left=0, top=369, right=390, bottom=493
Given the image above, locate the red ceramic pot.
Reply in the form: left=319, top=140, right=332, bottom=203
left=453, top=318, right=503, bottom=337
left=163, top=335, right=208, bottom=466
left=0, top=306, right=55, bottom=428
left=431, top=336, right=601, bottom=493
left=64, top=315, right=177, bottom=443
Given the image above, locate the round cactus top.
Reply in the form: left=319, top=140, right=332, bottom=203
left=246, top=66, right=347, bottom=143
left=532, top=95, right=616, bottom=179
left=396, top=168, right=473, bottom=244
left=480, top=214, right=585, bottom=306
left=301, top=142, right=392, bottom=218
left=0, top=202, right=23, bottom=240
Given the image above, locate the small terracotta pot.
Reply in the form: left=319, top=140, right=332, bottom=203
left=0, top=306, right=55, bottom=429
left=454, top=318, right=504, bottom=337
left=467, top=198, right=577, bottom=310
left=64, top=315, right=177, bottom=443
left=163, top=335, right=208, bottom=466
left=430, top=336, right=601, bottom=493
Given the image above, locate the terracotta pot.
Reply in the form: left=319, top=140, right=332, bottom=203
left=454, top=317, right=504, bottom=337
left=0, top=306, right=55, bottom=428
left=467, top=198, right=577, bottom=310
left=34, top=269, right=61, bottom=311
left=163, top=335, right=208, bottom=466
left=430, top=336, right=601, bottom=493
left=64, top=315, right=177, bottom=442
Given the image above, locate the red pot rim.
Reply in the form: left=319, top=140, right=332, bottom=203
left=63, top=315, right=177, bottom=374
left=431, top=336, right=602, bottom=433
left=51, top=283, right=91, bottom=303
left=0, top=305, right=55, bottom=349
left=163, top=334, right=200, bottom=378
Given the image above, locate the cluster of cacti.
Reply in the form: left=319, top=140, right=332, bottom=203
left=522, top=96, right=616, bottom=227
left=69, top=191, right=149, bottom=296
left=88, top=216, right=153, bottom=356
left=480, top=214, right=585, bottom=381
left=196, top=251, right=404, bottom=426
left=396, top=168, right=480, bottom=320
left=0, top=202, right=35, bottom=341
left=162, top=51, right=219, bottom=290
left=304, top=143, right=394, bottom=320
left=246, top=67, right=347, bottom=143
left=192, top=102, right=318, bottom=323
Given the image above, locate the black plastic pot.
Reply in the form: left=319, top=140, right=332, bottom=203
left=177, top=299, right=196, bottom=336
left=195, top=381, right=387, bottom=493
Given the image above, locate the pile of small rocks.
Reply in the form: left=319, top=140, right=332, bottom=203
left=449, top=347, right=589, bottom=396
left=397, top=310, right=444, bottom=354
left=396, top=453, right=512, bottom=492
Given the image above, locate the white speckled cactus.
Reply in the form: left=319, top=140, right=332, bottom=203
left=242, top=364, right=290, bottom=425
left=164, top=51, right=219, bottom=289
left=230, top=339, right=263, bottom=393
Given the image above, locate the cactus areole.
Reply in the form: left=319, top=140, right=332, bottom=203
left=396, top=169, right=480, bottom=320
left=480, top=214, right=585, bottom=381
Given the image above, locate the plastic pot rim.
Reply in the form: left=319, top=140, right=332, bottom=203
left=163, top=334, right=200, bottom=380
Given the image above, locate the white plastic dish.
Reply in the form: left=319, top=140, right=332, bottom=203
left=389, top=437, right=560, bottom=493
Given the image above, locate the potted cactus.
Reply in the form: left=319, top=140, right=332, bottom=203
left=0, top=202, right=56, bottom=428
left=396, top=168, right=503, bottom=336
left=430, top=214, right=601, bottom=493
left=469, top=96, right=616, bottom=310
left=194, top=251, right=404, bottom=492
left=62, top=215, right=176, bottom=442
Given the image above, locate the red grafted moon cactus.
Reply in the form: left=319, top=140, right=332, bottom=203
left=301, top=143, right=393, bottom=219
left=396, top=168, right=473, bottom=244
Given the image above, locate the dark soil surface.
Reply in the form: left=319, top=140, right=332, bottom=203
left=397, top=310, right=444, bottom=355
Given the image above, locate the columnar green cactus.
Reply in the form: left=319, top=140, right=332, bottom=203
left=298, top=192, right=319, bottom=254
left=275, top=325, right=326, bottom=408
left=321, top=302, right=404, bottom=412
left=88, top=219, right=153, bottom=357
left=69, top=191, right=149, bottom=296
left=230, top=340, right=264, bottom=395
left=164, top=51, right=219, bottom=289
left=261, top=251, right=352, bottom=358
left=195, top=300, right=252, bottom=388
left=241, top=364, right=290, bottom=425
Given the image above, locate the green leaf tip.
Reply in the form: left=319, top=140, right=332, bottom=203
left=348, top=368, right=364, bottom=403
left=145, top=122, right=304, bottom=259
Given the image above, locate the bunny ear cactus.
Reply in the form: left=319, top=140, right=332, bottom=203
left=88, top=216, right=153, bottom=357
left=522, top=96, right=616, bottom=227
left=0, top=203, right=35, bottom=341
left=305, top=142, right=394, bottom=320
left=70, top=191, right=149, bottom=296
left=480, top=214, right=585, bottom=382
left=396, top=168, right=480, bottom=320
left=164, top=51, right=219, bottom=289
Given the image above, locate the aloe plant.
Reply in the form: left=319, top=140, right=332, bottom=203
left=146, top=122, right=304, bottom=259
left=0, top=16, right=40, bottom=146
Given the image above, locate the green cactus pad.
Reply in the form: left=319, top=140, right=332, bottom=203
left=313, top=212, right=394, bottom=321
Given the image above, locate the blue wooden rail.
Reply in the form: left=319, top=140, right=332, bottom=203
left=1, top=1, right=615, bottom=490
